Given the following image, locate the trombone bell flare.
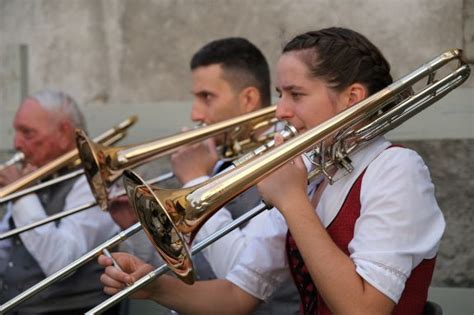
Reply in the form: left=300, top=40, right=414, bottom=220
left=123, top=170, right=195, bottom=284
left=76, top=129, right=113, bottom=210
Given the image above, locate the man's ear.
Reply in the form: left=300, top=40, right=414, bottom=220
left=238, top=86, right=261, bottom=113
left=57, top=120, right=76, bottom=151
left=343, top=83, right=368, bottom=108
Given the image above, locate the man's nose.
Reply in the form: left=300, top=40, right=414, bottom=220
left=13, top=133, right=23, bottom=151
left=191, top=102, right=205, bottom=122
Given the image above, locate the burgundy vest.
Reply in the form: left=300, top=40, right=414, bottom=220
left=286, top=163, right=436, bottom=315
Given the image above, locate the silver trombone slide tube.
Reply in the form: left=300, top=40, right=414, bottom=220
left=0, top=222, right=142, bottom=314
left=0, top=169, right=85, bottom=204
left=0, top=172, right=174, bottom=240
left=85, top=202, right=268, bottom=315
left=0, top=199, right=95, bottom=240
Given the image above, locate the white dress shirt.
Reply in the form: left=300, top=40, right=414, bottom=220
left=0, top=175, right=120, bottom=276
left=226, top=137, right=445, bottom=303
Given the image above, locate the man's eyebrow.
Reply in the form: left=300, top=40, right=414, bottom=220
left=194, top=90, right=215, bottom=97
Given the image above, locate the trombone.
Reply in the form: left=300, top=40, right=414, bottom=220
left=0, top=116, right=138, bottom=203
left=0, top=125, right=297, bottom=314
left=121, top=49, right=470, bottom=285
left=0, top=152, right=25, bottom=172
left=76, top=105, right=278, bottom=210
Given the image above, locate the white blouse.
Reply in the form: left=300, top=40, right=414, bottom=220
left=226, top=137, right=445, bottom=303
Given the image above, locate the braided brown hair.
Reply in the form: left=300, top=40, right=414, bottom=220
left=283, top=27, right=393, bottom=96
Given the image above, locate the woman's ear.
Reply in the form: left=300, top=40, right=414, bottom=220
left=238, top=86, right=261, bottom=113
left=346, top=83, right=367, bottom=107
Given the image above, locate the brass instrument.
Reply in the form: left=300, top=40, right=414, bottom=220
left=122, top=49, right=470, bottom=285
left=0, top=116, right=138, bottom=203
left=0, top=152, right=25, bottom=172
left=76, top=106, right=277, bottom=210
left=0, top=124, right=297, bottom=314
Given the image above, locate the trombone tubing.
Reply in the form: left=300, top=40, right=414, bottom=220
left=111, top=106, right=276, bottom=169
left=85, top=202, right=269, bottom=315
left=0, top=169, right=84, bottom=204
left=0, top=172, right=174, bottom=240
left=0, top=223, right=142, bottom=314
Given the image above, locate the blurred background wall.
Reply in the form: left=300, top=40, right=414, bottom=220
left=0, top=0, right=473, bottom=311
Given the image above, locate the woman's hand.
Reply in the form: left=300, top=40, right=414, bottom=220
left=257, top=134, right=309, bottom=215
left=98, top=252, right=155, bottom=299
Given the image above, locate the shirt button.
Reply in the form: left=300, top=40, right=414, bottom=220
left=3, top=284, right=8, bottom=290
left=8, top=261, right=14, bottom=268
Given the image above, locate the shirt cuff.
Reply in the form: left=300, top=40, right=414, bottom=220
left=226, top=263, right=284, bottom=301
left=354, top=257, right=407, bottom=303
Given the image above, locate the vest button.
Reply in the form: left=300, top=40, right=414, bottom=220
left=8, top=261, right=14, bottom=268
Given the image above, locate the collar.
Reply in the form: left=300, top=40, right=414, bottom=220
left=315, top=137, right=392, bottom=227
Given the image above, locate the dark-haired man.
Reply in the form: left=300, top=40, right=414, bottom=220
left=110, top=37, right=299, bottom=315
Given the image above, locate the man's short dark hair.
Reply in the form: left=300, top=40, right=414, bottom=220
left=190, top=37, right=271, bottom=107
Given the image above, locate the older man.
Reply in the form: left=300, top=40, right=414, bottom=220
left=0, top=90, right=120, bottom=314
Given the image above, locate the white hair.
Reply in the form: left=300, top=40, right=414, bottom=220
left=29, top=89, right=87, bottom=131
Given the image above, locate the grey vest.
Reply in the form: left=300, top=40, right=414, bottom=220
left=194, top=185, right=300, bottom=315
left=0, top=176, right=109, bottom=314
